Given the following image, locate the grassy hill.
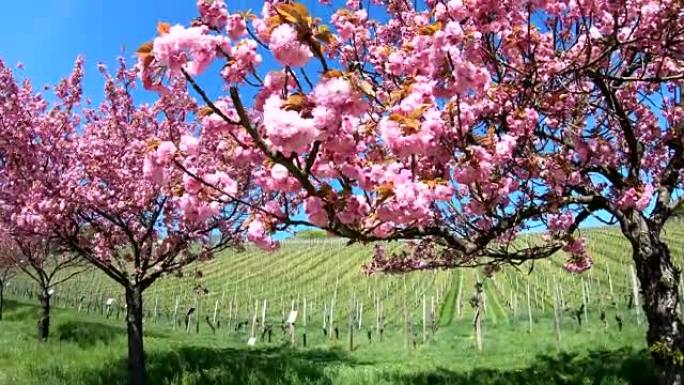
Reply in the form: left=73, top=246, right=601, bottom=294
left=24, top=224, right=683, bottom=330
left=4, top=224, right=684, bottom=384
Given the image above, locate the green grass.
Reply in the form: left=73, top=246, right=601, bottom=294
left=0, top=298, right=655, bottom=385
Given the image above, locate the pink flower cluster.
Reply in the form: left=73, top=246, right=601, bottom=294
left=562, top=238, right=593, bottom=274
left=262, top=95, right=319, bottom=153
left=152, top=25, right=227, bottom=76
left=618, top=184, right=655, bottom=211
left=304, top=197, right=328, bottom=227
left=259, top=164, right=301, bottom=193
left=548, top=212, right=574, bottom=232
left=269, top=24, right=313, bottom=67
left=247, top=219, right=278, bottom=251
left=372, top=165, right=452, bottom=225
left=226, top=15, right=247, bottom=40
left=221, top=39, right=262, bottom=83
left=179, top=193, right=220, bottom=224
left=197, top=0, right=229, bottom=30
left=143, top=141, right=176, bottom=185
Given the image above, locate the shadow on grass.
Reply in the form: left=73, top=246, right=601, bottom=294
left=77, top=345, right=352, bottom=385
left=56, top=320, right=168, bottom=347
left=2, top=299, right=37, bottom=322
left=57, top=321, right=124, bottom=347
left=70, top=345, right=654, bottom=385
left=383, top=348, right=655, bottom=385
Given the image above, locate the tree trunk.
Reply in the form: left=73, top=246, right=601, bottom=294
left=125, top=285, right=147, bottom=385
left=37, top=290, right=50, bottom=342
left=627, top=216, right=684, bottom=385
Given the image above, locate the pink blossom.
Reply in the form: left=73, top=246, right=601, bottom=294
left=197, top=0, right=228, bottom=29
left=179, top=194, right=219, bottom=223
left=270, top=164, right=289, bottom=181
left=269, top=24, right=313, bottom=67
left=203, top=171, right=238, bottom=196
left=337, top=195, right=370, bottom=225
left=548, top=212, right=574, bottom=232
left=372, top=222, right=394, bottom=238
left=143, top=156, right=166, bottom=185
left=152, top=25, right=226, bottom=76
left=179, top=135, right=199, bottom=155
left=263, top=200, right=285, bottom=219
left=563, top=255, right=594, bottom=274
left=156, top=141, right=177, bottom=163
left=562, top=238, right=593, bottom=273
left=495, top=134, right=517, bottom=158
left=305, top=196, right=328, bottom=227
left=313, top=77, right=352, bottom=107
left=635, top=184, right=655, bottom=211
left=262, top=95, right=319, bottom=153
left=222, top=39, right=262, bottom=83
left=247, top=220, right=278, bottom=250
left=618, top=184, right=655, bottom=211
left=183, top=173, right=202, bottom=194
left=226, top=14, right=247, bottom=40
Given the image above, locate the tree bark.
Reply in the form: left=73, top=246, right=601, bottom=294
left=37, top=290, right=51, bottom=342
left=125, top=285, right=147, bottom=385
left=627, top=216, right=684, bottom=385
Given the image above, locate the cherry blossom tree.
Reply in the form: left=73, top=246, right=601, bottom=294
left=58, top=60, right=251, bottom=385
left=0, top=58, right=87, bottom=340
left=140, top=1, right=684, bottom=383
left=0, top=231, right=83, bottom=341
left=0, top=57, right=252, bottom=384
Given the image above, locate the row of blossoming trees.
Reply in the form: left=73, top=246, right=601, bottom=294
left=0, top=56, right=252, bottom=384
left=0, top=0, right=683, bottom=384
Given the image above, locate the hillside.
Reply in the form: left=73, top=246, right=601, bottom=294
left=5, top=224, right=684, bottom=384
left=10, top=224, right=684, bottom=335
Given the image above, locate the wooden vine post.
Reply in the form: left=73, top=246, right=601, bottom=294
left=470, top=282, right=484, bottom=353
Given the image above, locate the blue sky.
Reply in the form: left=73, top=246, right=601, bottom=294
left=0, top=0, right=331, bottom=100
left=1, top=1, right=190, bottom=95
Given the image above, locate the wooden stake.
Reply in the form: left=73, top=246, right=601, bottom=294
left=303, top=297, right=307, bottom=328
left=250, top=300, right=258, bottom=339
left=403, top=276, right=409, bottom=352
left=329, top=297, right=335, bottom=339
left=473, top=284, right=484, bottom=353
left=526, top=281, right=532, bottom=333
left=431, top=295, right=436, bottom=335
left=227, top=300, right=233, bottom=333
left=261, top=299, right=268, bottom=335
left=171, top=295, right=180, bottom=330
left=348, top=299, right=355, bottom=351
left=195, top=296, right=202, bottom=334
left=630, top=265, right=642, bottom=326
left=212, top=298, right=220, bottom=327
left=581, top=279, right=589, bottom=325
left=358, top=301, right=363, bottom=330
left=456, top=273, right=463, bottom=319
left=375, top=295, right=380, bottom=333
left=679, top=271, right=684, bottom=317
left=553, top=279, right=562, bottom=352
left=607, top=264, right=616, bottom=309
left=422, top=294, right=427, bottom=342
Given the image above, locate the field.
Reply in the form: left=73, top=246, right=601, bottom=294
left=3, top=224, right=684, bottom=385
